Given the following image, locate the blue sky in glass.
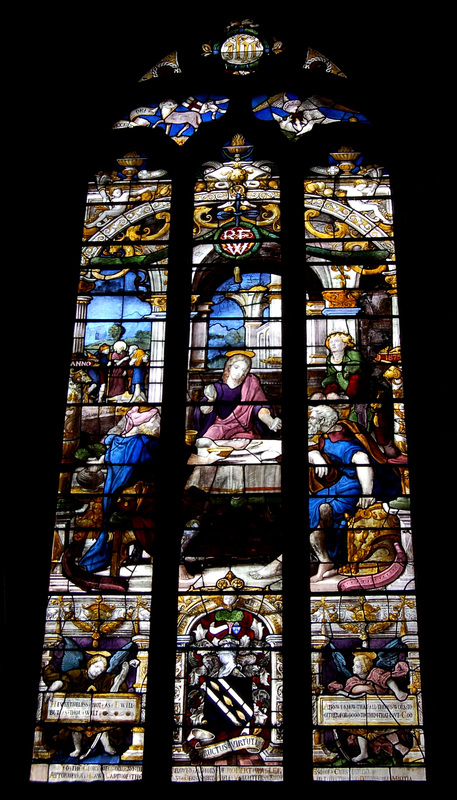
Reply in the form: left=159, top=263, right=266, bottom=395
left=210, top=273, right=271, bottom=329
left=216, top=274, right=271, bottom=292
left=115, top=95, right=229, bottom=139
left=85, top=319, right=156, bottom=347
left=211, top=296, right=244, bottom=328
left=85, top=280, right=156, bottom=347
left=207, top=273, right=271, bottom=362
left=87, top=293, right=150, bottom=321
left=90, top=271, right=143, bottom=294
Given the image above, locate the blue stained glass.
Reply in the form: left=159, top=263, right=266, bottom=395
left=210, top=296, right=244, bottom=323
left=252, top=93, right=370, bottom=141
left=114, top=96, right=229, bottom=144
left=87, top=293, right=153, bottom=320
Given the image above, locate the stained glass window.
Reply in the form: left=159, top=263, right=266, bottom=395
left=17, top=14, right=438, bottom=791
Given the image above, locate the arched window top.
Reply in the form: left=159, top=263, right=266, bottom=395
left=107, top=17, right=368, bottom=156
left=136, top=22, right=348, bottom=82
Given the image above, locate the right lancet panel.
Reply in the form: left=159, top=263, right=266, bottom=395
left=305, top=147, right=426, bottom=781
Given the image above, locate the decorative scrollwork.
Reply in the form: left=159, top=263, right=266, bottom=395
left=305, top=209, right=349, bottom=239
left=119, top=212, right=171, bottom=242
left=193, top=205, right=219, bottom=235
left=216, top=570, right=245, bottom=590
left=255, top=203, right=281, bottom=230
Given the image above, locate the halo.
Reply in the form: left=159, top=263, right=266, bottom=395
left=86, top=650, right=112, bottom=659
left=225, top=349, right=255, bottom=358
left=353, top=650, right=377, bottom=661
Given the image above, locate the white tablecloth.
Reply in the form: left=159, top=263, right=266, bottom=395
left=185, top=438, right=281, bottom=494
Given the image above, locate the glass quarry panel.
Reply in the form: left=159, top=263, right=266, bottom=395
left=305, top=149, right=425, bottom=781
left=30, top=159, right=170, bottom=784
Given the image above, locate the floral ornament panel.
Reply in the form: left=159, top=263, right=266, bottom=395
left=113, top=96, right=229, bottom=145
left=304, top=146, right=395, bottom=305
left=202, top=19, right=283, bottom=76
left=82, top=158, right=171, bottom=253
left=304, top=147, right=394, bottom=247
left=252, top=93, right=369, bottom=141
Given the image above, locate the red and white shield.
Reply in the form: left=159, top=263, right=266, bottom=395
left=219, top=226, right=256, bottom=257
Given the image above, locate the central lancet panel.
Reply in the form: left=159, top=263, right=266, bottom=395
left=172, top=136, right=284, bottom=782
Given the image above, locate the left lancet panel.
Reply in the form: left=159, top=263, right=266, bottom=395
left=30, top=157, right=171, bottom=783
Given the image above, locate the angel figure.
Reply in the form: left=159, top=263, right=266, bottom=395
left=43, top=638, right=139, bottom=760
left=326, top=639, right=411, bottom=763
left=328, top=638, right=409, bottom=700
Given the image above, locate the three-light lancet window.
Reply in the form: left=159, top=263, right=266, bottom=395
left=29, top=21, right=426, bottom=785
